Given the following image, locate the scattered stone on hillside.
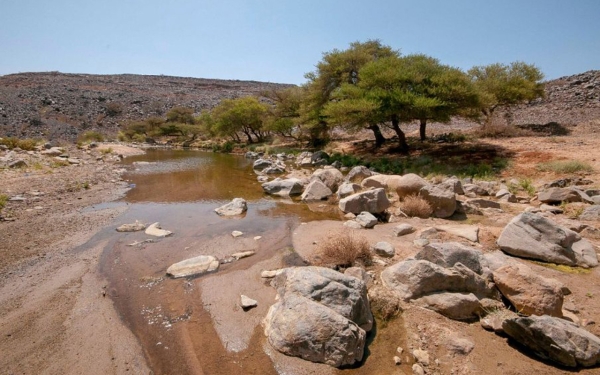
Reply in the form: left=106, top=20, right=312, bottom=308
left=538, top=187, right=594, bottom=204
left=262, top=178, right=304, bottom=197
left=496, top=189, right=518, bottom=203
left=434, top=225, right=479, bottom=242
left=415, top=242, right=484, bottom=274
left=339, top=188, right=390, bottom=214
left=416, top=292, right=482, bottom=321
left=493, top=263, right=565, bottom=317
left=301, top=179, right=332, bottom=202
left=497, top=212, right=598, bottom=268
left=419, top=184, right=456, bottom=218
left=396, top=173, right=428, bottom=199
left=480, top=309, right=518, bottom=333
left=412, top=348, right=430, bottom=366
left=240, top=295, right=258, bottom=310
left=261, top=269, right=284, bottom=278
left=466, top=198, right=501, bottom=209
left=580, top=205, right=600, bottom=221
left=394, top=223, right=415, bottom=236
left=41, top=147, right=64, bottom=156
left=311, top=168, right=344, bottom=192
left=463, top=184, right=490, bottom=196
left=166, top=255, right=219, bottom=278
left=116, top=220, right=146, bottom=232
left=345, top=166, right=374, bottom=183
left=336, top=182, right=361, bottom=199
left=455, top=201, right=483, bottom=215
left=373, top=241, right=395, bottom=258
left=539, top=204, right=564, bottom=214
left=262, top=164, right=286, bottom=174
left=231, top=251, right=254, bottom=260
left=502, top=315, right=600, bottom=368
left=145, top=222, right=173, bottom=237
left=214, top=198, right=248, bottom=216
left=355, top=211, right=378, bottom=228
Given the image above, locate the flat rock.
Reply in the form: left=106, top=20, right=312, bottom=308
left=580, top=205, right=600, bottom=221
left=145, top=222, right=173, bottom=237
left=215, top=198, right=248, bottom=216
left=355, top=211, right=378, bottom=228
left=240, top=295, right=258, bottom=309
left=339, top=188, right=390, bottom=214
left=167, top=255, right=219, bottom=278
left=262, top=178, right=304, bottom=197
left=538, top=187, right=594, bottom=204
left=116, top=221, right=146, bottom=232
left=301, top=179, right=332, bottom=201
left=373, top=241, right=395, bottom=258
left=415, top=242, right=484, bottom=274
left=394, top=223, right=415, bottom=236
left=466, top=198, right=501, bottom=209
left=343, top=220, right=363, bottom=229
left=435, top=224, right=479, bottom=242
left=415, top=292, right=482, bottom=321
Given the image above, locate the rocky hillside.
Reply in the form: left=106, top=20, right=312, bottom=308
left=0, top=72, right=293, bottom=141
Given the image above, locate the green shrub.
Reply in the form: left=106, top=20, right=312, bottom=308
left=0, top=137, right=38, bottom=150
left=0, top=194, right=8, bottom=210
left=536, top=160, right=593, bottom=174
left=77, top=131, right=105, bottom=144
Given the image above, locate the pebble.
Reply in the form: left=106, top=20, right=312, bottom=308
left=232, top=231, right=243, bottom=237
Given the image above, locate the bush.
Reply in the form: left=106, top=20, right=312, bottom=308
left=537, top=160, right=593, bottom=174
left=0, top=137, right=38, bottom=151
left=0, top=194, right=8, bottom=211
left=398, top=195, right=433, bottom=218
left=105, top=102, right=123, bottom=117
left=77, top=131, right=105, bottom=144
left=368, top=286, right=403, bottom=322
left=473, top=123, right=529, bottom=138
left=313, top=231, right=372, bottom=268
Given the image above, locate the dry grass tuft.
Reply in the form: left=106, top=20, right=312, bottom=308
left=473, top=123, right=530, bottom=138
left=313, top=231, right=372, bottom=268
left=399, top=194, right=433, bottom=218
left=536, top=160, right=593, bottom=174
left=368, top=286, right=403, bottom=322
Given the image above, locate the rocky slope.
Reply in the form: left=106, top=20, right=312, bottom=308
left=0, top=72, right=292, bottom=141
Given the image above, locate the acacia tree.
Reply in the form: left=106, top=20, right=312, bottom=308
left=211, top=96, right=269, bottom=143
left=468, top=62, right=544, bottom=125
left=263, top=86, right=304, bottom=139
left=301, top=40, right=399, bottom=146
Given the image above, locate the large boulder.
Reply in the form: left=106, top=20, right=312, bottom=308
left=503, top=315, right=600, bottom=368
left=396, top=173, right=428, bottom=199
left=580, top=205, right=600, bottom=221
left=301, top=180, right=332, bottom=202
left=419, top=184, right=457, bottom=218
left=415, top=292, right=482, bottom=321
left=415, top=242, right=484, bottom=275
left=214, top=198, right=248, bottom=216
left=361, top=175, right=404, bottom=192
left=380, top=259, right=497, bottom=301
left=493, top=263, right=564, bottom=317
left=262, top=178, right=304, bottom=197
left=253, top=158, right=274, bottom=171
left=440, top=176, right=465, bottom=195
left=311, top=168, right=344, bottom=192
left=538, top=187, right=594, bottom=205
left=345, top=166, right=374, bottom=183
left=497, top=212, right=598, bottom=268
left=339, top=188, right=390, bottom=214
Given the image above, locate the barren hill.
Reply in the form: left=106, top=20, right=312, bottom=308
left=0, top=72, right=293, bottom=141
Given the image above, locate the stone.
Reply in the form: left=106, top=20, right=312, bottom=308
left=253, top=158, right=273, bottom=171
left=345, top=166, right=374, bottom=183
left=455, top=201, right=483, bottom=215
left=41, top=147, right=64, bottom=156
left=339, top=188, right=390, bottom=214
left=381, top=259, right=497, bottom=301
left=503, top=315, right=600, bottom=368
left=416, top=292, right=482, bottom=320
left=419, top=184, right=456, bottom=218
left=466, top=198, right=501, bottom=209
left=344, top=267, right=369, bottom=283
left=540, top=203, right=563, bottom=214
left=497, top=212, right=598, bottom=268
left=145, top=222, right=172, bottom=237
left=231, top=251, right=254, bottom=259
left=415, top=242, right=484, bottom=274
left=355, top=211, right=378, bottom=228
left=240, top=295, right=258, bottom=309
left=262, top=165, right=285, bottom=174
left=393, top=356, right=402, bottom=365
left=301, top=179, right=332, bottom=202
left=116, top=221, right=146, bottom=232
left=336, top=182, right=361, bottom=199
left=434, top=224, right=479, bottom=242
left=396, top=173, right=428, bottom=199
left=167, top=255, right=219, bottom=278
left=393, top=223, right=415, bottom=236
left=262, top=178, right=304, bottom=197
left=580, top=205, right=600, bottom=221
left=231, top=231, right=243, bottom=237
left=360, top=175, right=404, bottom=191
left=311, top=168, right=344, bottom=192
left=538, top=187, right=594, bottom=204
left=441, top=176, right=465, bottom=195
left=493, top=263, right=564, bottom=317
left=373, top=241, right=395, bottom=258
left=343, top=220, right=363, bottom=229
left=214, top=198, right=248, bottom=216
left=446, top=336, right=475, bottom=355
left=412, top=364, right=425, bottom=375
left=497, top=189, right=518, bottom=203
left=261, top=269, right=284, bottom=278
left=413, top=348, right=430, bottom=366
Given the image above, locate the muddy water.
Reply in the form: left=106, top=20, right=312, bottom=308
left=96, top=150, right=407, bottom=375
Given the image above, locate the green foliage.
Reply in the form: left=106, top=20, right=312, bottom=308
left=77, top=131, right=105, bottom=143
left=469, top=62, right=544, bottom=124
left=263, top=86, right=304, bottom=139
left=166, top=106, right=195, bottom=124
left=0, top=137, right=38, bottom=150
left=508, top=178, right=536, bottom=196
left=536, top=160, right=593, bottom=174
left=211, top=96, right=269, bottom=143
left=0, top=194, right=8, bottom=210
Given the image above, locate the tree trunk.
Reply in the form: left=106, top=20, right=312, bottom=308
left=391, top=115, right=409, bottom=153
left=368, top=124, right=386, bottom=147
left=242, top=128, right=254, bottom=143
left=419, top=119, right=427, bottom=141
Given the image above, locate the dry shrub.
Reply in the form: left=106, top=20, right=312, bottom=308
left=399, top=194, right=433, bottom=218
left=368, top=286, right=403, bottom=322
left=313, top=230, right=372, bottom=268
left=473, top=123, right=530, bottom=138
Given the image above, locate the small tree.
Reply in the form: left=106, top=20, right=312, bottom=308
left=468, top=62, right=544, bottom=125
left=211, top=96, right=269, bottom=143
left=166, top=106, right=195, bottom=124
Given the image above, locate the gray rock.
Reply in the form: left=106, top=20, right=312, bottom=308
left=419, top=184, right=456, bottom=218
left=262, top=165, right=285, bottom=174
left=373, top=241, right=395, bottom=258
left=415, top=242, right=484, bottom=274
left=166, top=255, right=219, bottom=278
left=336, top=182, right=361, bottom=199
left=493, top=263, right=564, bottom=317
left=412, top=348, right=430, bottom=366
left=360, top=175, right=387, bottom=190
left=441, top=176, right=464, bottom=195
left=214, top=198, right=248, bottom=216
left=355, top=211, right=378, bottom=228
left=116, top=221, right=146, bottom=232
left=339, top=188, right=390, bottom=214
left=262, top=178, right=304, bottom=197
left=240, top=295, right=258, bottom=309
left=381, top=259, right=497, bottom=301
left=396, top=173, right=428, bottom=199
left=343, top=220, right=363, bottom=229
left=466, top=198, right=501, bottom=209
left=497, top=212, right=598, bottom=268
left=434, top=224, right=479, bottom=242
left=538, top=187, right=594, bottom=204
left=446, top=336, right=475, bottom=355
left=41, top=147, right=64, bottom=156
left=345, top=166, right=374, bottom=183
left=415, top=292, right=482, bottom=320
left=540, top=203, right=563, bottom=214
left=145, top=222, right=172, bottom=237
left=580, top=205, right=600, bottom=221
left=503, top=315, right=600, bottom=367
left=311, top=168, right=344, bottom=192
left=252, top=158, right=273, bottom=171
left=394, top=223, right=415, bottom=236
left=463, top=183, right=490, bottom=196
left=301, top=179, right=332, bottom=201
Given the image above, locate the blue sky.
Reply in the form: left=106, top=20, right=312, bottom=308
left=1, top=0, right=598, bottom=84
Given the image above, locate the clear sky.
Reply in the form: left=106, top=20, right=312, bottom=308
left=1, top=0, right=599, bottom=84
